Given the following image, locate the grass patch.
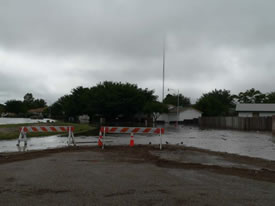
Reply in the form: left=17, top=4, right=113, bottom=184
left=0, top=122, right=97, bottom=140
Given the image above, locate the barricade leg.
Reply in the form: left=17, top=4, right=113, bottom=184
left=102, top=127, right=105, bottom=149
left=68, top=127, right=76, bottom=146
left=17, top=127, right=27, bottom=146
left=98, top=131, right=103, bottom=147
left=67, top=128, right=70, bottom=145
left=71, top=131, right=75, bottom=146
left=23, top=132, right=27, bottom=146
left=159, top=129, right=162, bottom=150
left=17, top=132, right=23, bottom=146
left=68, top=127, right=73, bottom=146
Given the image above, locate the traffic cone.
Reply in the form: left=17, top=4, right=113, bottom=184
left=98, top=131, right=103, bottom=147
left=129, top=133, right=134, bottom=147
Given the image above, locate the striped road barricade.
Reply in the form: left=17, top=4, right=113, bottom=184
left=17, top=126, right=75, bottom=147
left=100, top=126, right=165, bottom=150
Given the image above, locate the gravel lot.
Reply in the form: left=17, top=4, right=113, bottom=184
left=1, top=146, right=275, bottom=206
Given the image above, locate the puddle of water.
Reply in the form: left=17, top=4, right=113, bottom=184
left=0, top=135, right=68, bottom=152
left=163, top=126, right=275, bottom=161
left=0, top=117, right=55, bottom=125
left=0, top=135, right=100, bottom=153
left=1, top=125, right=275, bottom=161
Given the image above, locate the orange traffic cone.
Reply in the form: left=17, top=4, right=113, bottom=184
left=98, top=131, right=103, bottom=147
left=129, top=133, right=134, bottom=147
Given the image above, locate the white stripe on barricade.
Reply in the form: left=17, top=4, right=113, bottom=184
left=17, top=126, right=75, bottom=147
left=100, top=126, right=164, bottom=150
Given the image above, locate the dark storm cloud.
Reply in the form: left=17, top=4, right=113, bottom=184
left=1, top=0, right=275, bottom=104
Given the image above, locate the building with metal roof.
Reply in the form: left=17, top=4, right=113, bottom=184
left=236, top=104, right=275, bottom=117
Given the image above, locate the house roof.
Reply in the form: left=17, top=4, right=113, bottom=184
left=28, top=107, right=47, bottom=113
left=236, top=104, right=275, bottom=112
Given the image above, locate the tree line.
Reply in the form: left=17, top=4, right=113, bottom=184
left=1, top=93, right=47, bottom=116
left=49, top=81, right=168, bottom=121
left=195, top=88, right=275, bottom=116
left=1, top=83, right=275, bottom=119
left=48, top=83, right=275, bottom=119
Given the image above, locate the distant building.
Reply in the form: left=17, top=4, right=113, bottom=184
left=78, top=114, right=90, bottom=124
left=157, top=105, right=202, bottom=123
left=28, top=107, right=47, bottom=119
left=236, top=104, right=275, bottom=117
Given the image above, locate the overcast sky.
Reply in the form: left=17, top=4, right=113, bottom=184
left=1, top=0, right=275, bottom=105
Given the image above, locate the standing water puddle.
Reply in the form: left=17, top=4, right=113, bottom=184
left=1, top=126, right=275, bottom=161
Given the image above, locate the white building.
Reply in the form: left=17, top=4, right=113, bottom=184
left=236, top=104, right=275, bottom=117
left=157, top=106, right=202, bottom=123
left=78, top=114, right=90, bottom=123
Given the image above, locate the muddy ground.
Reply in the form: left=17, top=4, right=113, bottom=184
left=1, top=145, right=275, bottom=205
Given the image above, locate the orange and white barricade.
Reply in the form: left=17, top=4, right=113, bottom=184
left=100, top=126, right=165, bottom=150
left=17, top=126, right=75, bottom=146
left=129, top=132, right=134, bottom=147
left=98, top=131, right=103, bottom=148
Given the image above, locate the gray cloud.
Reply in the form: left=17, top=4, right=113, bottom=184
left=1, top=0, right=275, bottom=104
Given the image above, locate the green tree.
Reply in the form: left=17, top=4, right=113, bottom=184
left=23, top=93, right=47, bottom=109
left=89, top=81, right=157, bottom=120
left=163, top=94, right=190, bottom=107
left=23, top=93, right=34, bottom=108
left=235, top=88, right=266, bottom=103
left=5, top=100, right=27, bottom=114
left=143, top=101, right=168, bottom=122
left=264, top=92, right=275, bottom=103
left=63, top=86, right=91, bottom=118
left=33, top=99, right=47, bottom=108
left=50, top=95, right=71, bottom=118
left=195, top=89, right=235, bottom=116
left=50, top=81, right=158, bottom=121
left=0, top=104, right=5, bottom=114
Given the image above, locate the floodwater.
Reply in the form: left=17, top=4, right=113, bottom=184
left=1, top=125, right=275, bottom=161
left=165, top=126, right=275, bottom=161
left=0, top=117, right=55, bottom=125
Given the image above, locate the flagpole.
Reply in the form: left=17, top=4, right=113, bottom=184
left=162, top=37, right=166, bottom=102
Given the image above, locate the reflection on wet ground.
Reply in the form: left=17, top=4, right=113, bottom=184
left=0, top=117, right=55, bottom=125
left=1, top=125, right=275, bottom=161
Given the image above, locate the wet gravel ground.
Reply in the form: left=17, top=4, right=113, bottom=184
left=1, top=146, right=275, bottom=206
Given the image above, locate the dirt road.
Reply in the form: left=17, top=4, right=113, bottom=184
left=1, top=146, right=275, bottom=205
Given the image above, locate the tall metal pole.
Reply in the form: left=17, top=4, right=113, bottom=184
left=162, top=38, right=165, bottom=102
left=176, top=89, right=179, bottom=127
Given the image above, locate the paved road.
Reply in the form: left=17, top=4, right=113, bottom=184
left=1, top=146, right=275, bottom=205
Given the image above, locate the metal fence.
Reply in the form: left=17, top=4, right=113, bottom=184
left=199, top=116, right=272, bottom=131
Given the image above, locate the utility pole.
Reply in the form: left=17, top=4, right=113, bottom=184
left=162, top=37, right=166, bottom=102
left=176, top=89, right=179, bottom=127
